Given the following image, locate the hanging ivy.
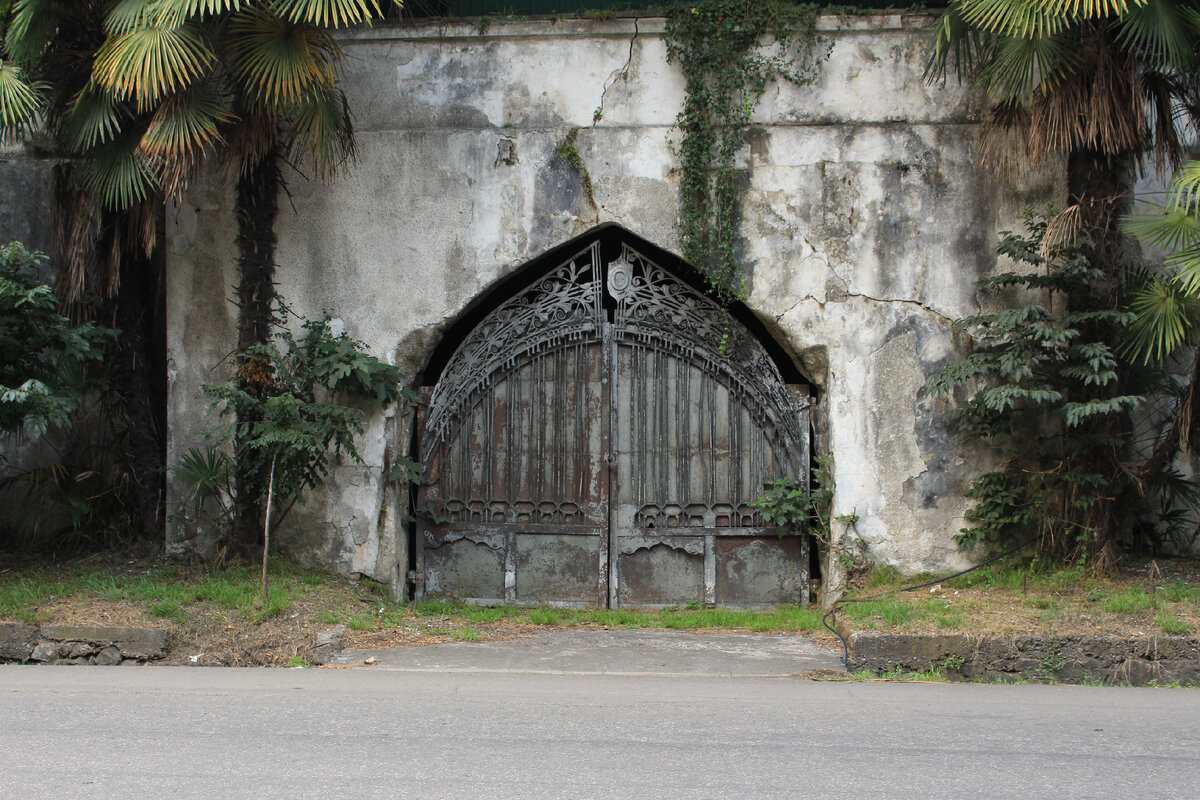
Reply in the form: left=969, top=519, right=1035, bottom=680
left=664, top=0, right=827, bottom=309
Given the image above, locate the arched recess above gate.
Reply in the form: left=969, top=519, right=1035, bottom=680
left=415, top=227, right=814, bottom=608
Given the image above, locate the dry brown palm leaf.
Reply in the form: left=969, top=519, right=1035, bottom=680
left=978, top=101, right=1037, bottom=174
left=51, top=169, right=102, bottom=304
left=1083, top=38, right=1145, bottom=154
left=1041, top=203, right=1083, bottom=256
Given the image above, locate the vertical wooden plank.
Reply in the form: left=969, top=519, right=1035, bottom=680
left=604, top=322, right=617, bottom=608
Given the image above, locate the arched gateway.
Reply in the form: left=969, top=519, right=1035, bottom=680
left=415, top=232, right=813, bottom=607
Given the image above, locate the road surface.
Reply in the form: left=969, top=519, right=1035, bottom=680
left=3, top=662, right=1197, bottom=799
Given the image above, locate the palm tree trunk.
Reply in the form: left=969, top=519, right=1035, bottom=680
left=1065, top=147, right=1135, bottom=569
left=232, top=147, right=281, bottom=554
left=113, top=228, right=167, bottom=543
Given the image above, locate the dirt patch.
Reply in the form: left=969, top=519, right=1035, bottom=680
left=837, top=557, right=1200, bottom=639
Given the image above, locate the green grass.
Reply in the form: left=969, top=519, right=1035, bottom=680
left=1101, top=588, right=1158, bottom=614
left=1157, top=612, right=1192, bottom=635
left=396, top=600, right=825, bottom=633
left=0, top=556, right=328, bottom=626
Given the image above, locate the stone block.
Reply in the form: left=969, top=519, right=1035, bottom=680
left=312, top=625, right=347, bottom=666
left=40, top=624, right=168, bottom=661
left=30, top=641, right=58, bottom=662
left=0, top=622, right=36, bottom=662
left=94, top=645, right=123, bottom=666
left=66, top=642, right=95, bottom=659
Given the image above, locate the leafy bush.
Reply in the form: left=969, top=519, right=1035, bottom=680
left=175, top=302, right=405, bottom=550
left=926, top=213, right=1144, bottom=557
left=0, top=242, right=109, bottom=437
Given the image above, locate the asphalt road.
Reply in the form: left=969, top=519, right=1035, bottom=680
left=3, top=664, right=1198, bottom=799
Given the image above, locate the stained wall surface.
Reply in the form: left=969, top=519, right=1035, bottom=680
left=165, top=14, right=1060, bottom=586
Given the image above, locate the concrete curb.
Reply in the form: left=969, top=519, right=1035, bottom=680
left=848, top=631, right=1200, bottom=686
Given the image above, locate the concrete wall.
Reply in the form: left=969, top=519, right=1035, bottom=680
left=166, top=14, right=1060, bottom=585
left=0, top=145, right=55, bottom=255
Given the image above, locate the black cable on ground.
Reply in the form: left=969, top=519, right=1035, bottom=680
left=821, top=535, right=1040, bottom=667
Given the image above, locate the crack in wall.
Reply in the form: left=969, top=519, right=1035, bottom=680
left=598, top=18, right=639, bottom=117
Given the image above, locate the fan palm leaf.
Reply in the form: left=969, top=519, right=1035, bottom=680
left=150, top=0, right=246, bottom=27
left=273, top=0, right=381, bottom=29
left=4, top=0, right=56, bottom=66
left=82, top=131, right=159, bottom=208
left=104, top=0, right=158, bottom=35
left=976, top=28, right=1083, bottom=99
left=1114, top=0, right=1200, bottom=70
left=139, top=82, right=232, bottom=158
left=227, top=8, right=340, bottom=109
left=0, top=61, right=46, bottom=141
left=1124, top=271, right=1194, bottom=362
left=63, top=85, right=126, bottom=150
left=285, top=84, right=353, bottom=179
left=957, top=0, right=1073, bottom=38
left=93, top=20, right=215, bottom=111
left=1037, top=0, right=1147, bottom=16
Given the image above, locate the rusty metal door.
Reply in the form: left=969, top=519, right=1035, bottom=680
left=417, top=240, right=811, bottom=607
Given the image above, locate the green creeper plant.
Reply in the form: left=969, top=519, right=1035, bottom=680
left=664, top=0, right=826, bottom=313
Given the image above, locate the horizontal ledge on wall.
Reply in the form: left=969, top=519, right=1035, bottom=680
left=338, top=12, right=939, bottom=44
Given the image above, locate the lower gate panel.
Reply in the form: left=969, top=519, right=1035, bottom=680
left=513, top=533, right=601, bottom=605
left=715, top=536, right=810, bottom=607
left=617, top=542, right=705, bottom=607
left=423, top=537, right=505, bottom=602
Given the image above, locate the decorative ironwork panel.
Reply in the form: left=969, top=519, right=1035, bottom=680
left=422, top=242, right=604, bottom=457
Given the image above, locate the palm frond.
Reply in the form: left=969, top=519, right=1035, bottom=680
left=150, top=0, right=245, bottom=27
left=63, top=86, right=126, bottom=151
left=977, top=31, right=1082, bottom=101
left=227, top=9, right=340, bottom=108
left=955, top=0, right=1071, bottom=38
left=924, top=6, right=990, bottom=85
left=285, top=85, right=354, bottom=179
left=139, top=83, right=233, bottom=196
left=1124, top=204, right=1200, bottom=252
left=1115, top=0, right=1200, bottom=71
left=1034, top=0, right=1147, bottom=18
left=1167, top=159, right=1200, bottom=214
left=104, top=0, right=156, bottom=35
left=1124, top=272, right=1194, bottom=363
left=0, top=61, right=45, bottom=141
left=4, top=0, right=56, bottom=66
left=93, top=21, right=215, bottom=112
left=81, top=132, right=159, bottom=209
left=272, top=0, right=381, bottom=28
left=139, top=82, right=232, bottom=157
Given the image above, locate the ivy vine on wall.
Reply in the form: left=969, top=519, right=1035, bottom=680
left=664, top=0, right=827, bottom=311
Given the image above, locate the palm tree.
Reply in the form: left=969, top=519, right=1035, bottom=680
left=2, top=0, right=391, bottom=551
left=926, top=0, right=1200, bottom=281
left=1122, top=161, right=1200, bottom=545
left=924, top=0, right=1200, bottom=564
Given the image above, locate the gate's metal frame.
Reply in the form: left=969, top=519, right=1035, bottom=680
left=415, top=238, right=813, bottom=607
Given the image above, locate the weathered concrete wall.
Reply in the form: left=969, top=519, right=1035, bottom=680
left=166, top=14, right=1059, bottom=586
left=0, top=144, right=55, bottom=254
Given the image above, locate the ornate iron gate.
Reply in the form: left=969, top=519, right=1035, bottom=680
left=416, top=239, right=811, bottom=607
